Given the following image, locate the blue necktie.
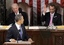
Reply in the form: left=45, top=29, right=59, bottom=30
left=19, top=27, right=23, bottom=39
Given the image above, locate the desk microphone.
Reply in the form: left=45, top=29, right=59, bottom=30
left=17, top=30, right=21, bottom=43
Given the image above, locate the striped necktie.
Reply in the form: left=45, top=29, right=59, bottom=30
left=19, top=27, right=23, bottom=39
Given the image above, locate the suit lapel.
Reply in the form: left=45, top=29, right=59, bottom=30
left=14, top=24, right=23, bottom=39
left=53, top=13, right=57, bottom=22
left=14, top=24, right=24, bottom=35
left=13, top=25, right=19, bottom=34
left=48, top=13, right=50, bottom=25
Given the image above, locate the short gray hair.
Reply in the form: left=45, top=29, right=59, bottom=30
left=15, top=14, right=22, bottom=22
left=11, top=3, right=19, bottom=8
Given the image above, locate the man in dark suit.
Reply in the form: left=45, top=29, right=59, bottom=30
left=6, top=14, right=33, bottom=42
left=42, top=3, right=62, bottom=26
left=7, top=3, right=28, bottom=26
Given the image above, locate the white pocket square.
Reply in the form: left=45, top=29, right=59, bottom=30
left=54, top=16, right=57, bottom=18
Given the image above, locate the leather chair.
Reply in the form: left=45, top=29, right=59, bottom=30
left=18, top=2, right=31, bottom=26
left=54, top=3, right=63, bottom=25
left=7, top=2, right=31, bottom=26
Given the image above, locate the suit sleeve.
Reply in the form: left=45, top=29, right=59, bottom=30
left=6, top=14, right=12, bottom=25
left=41, top=12, right=48, bottom=22
left=6, top=28, right=13, bottom=42
left=22, top=12, right=28, bottom=26
left=22, top=25, right=29, bottom=41
left=41, top=14, right=45, bottom=22
left=41, top=13, right=48, bottom=26
left=57, top=14, right=62, bottom=25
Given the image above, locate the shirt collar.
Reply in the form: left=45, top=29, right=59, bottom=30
left=15, top=11, right=19, bottom=15
left=15, top=23, right=21, bottom=30
left=50, top=12, right=55, bottom=15
left=50, top=12, right=55, bottom=16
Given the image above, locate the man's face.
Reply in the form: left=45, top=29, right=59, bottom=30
left=19, top=16, right=24, bottom=24
left=12, top=6, right=19, bottom=13
left=49, top=6, right=55, bottom=13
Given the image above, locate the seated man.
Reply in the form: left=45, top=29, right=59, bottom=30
left=6, top=14, right=33, bottom=42
left=42, top=3, right=62, bottom=26
left=41, top=4, right=49, bottom=25
left=7, top=3, right=28, bottom=26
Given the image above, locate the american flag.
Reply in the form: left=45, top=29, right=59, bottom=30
left=13, top=0, right=64, bottom=25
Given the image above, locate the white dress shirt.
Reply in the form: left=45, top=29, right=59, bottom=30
left=15, top=23, right=21, bottom=30
left=49, top=12, right=55, bottom=26
left=50, top=12, right=55, bottom=18
left=15, top=11, right=19, bottom=15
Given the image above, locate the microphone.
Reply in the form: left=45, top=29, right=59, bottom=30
left=17, top=29, right=21, bottom=43
left=40, top=26, right=51, bottom=39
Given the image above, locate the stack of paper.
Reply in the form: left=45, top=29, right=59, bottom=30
left=0, top=25, right=11, bottom=30
left=56, top=25, right=64, bottom=30
left=29, top=26, right=47, bottom=29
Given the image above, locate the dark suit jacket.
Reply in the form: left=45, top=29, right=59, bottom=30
left=42, top=12, right=62, bottom=26
left=7, top=8, right=28, bottom=26
left=6, top=24, right=29, bottom=42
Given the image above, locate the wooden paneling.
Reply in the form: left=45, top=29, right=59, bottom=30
left=0, top=29, right=64, bottom=45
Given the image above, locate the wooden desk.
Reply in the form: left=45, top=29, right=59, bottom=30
left=0, top=29, right=64, bottom=45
